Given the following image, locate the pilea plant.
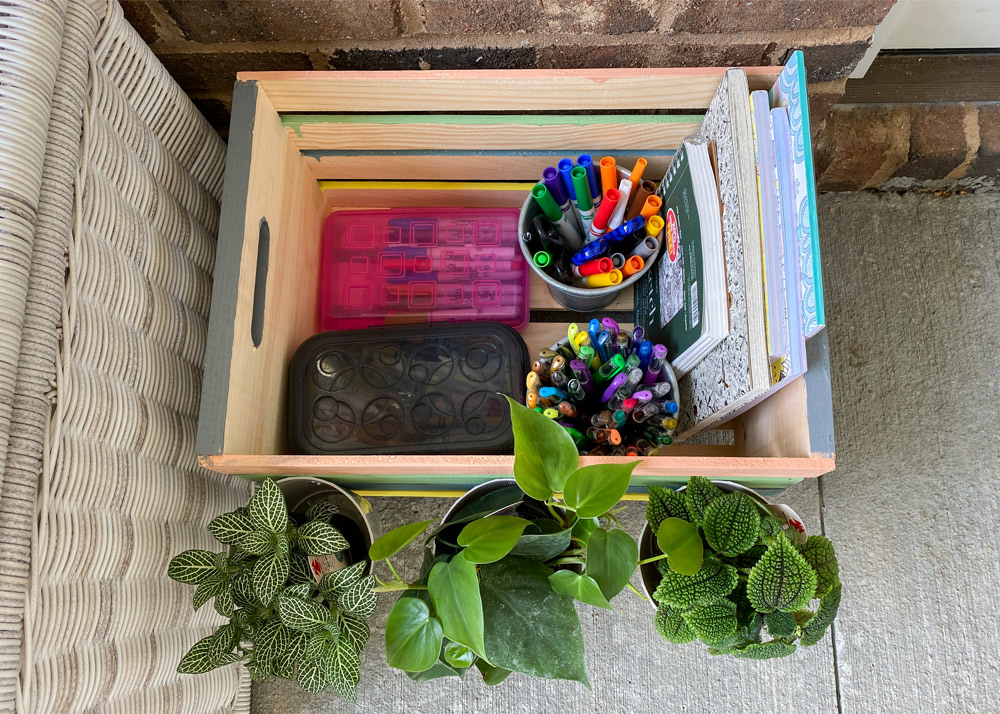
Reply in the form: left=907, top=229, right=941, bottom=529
left=645, top=478, right=841, bottom=658
left=367, top=396, right=640, bottom=686
left=167, top=478, right=376, bottom=699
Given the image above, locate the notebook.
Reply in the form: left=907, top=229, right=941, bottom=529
left=673, top=68, right=771, bottom=440
left=634, top=135, right=727, bottom=376
left=770, top=50, right=825, bottom=338
left=750, top=89, right=790, bottom=383
left=772, top=106, right=807, bottom=377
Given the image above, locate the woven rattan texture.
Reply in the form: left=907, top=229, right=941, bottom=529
left=2, top=1, right=252, bottom=711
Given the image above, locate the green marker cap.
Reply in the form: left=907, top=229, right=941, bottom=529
left=531, top=183, right=563, bottom=223
left=571, top=166, right=593, bottom=211
left=533, top=250, right=552, bottom=268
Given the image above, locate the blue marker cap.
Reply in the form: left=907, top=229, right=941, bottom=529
left=588, top=319, right=601, bottom=341
left=637, top=340, right=653, bottom=370
left=558, top=159, right=576, bottom=201
left=570, top=237, right=609, bottom=266
left=542, top=166, right=569, bottom=206
left=606, top=216, right=646, bottom=243
left=539, top=386, right=569, bottom=401
left=664, top=400, right=679, bottom=414
left=578, top=154, right=601, bottom=200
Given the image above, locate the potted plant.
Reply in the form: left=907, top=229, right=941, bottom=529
left=167, top=477, right=378, bottom=699
left=639, top=477, right=841, bottom=658
left=367, top=396, right=641, bottom=686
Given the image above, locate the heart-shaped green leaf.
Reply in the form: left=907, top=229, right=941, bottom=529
left=548, top=570, right=612, bottom=610
left=443, top=640, right=476, bottom=669
left=562, top=461, right=639, bottom=518
left=510, top=519, right=574, bottom=561
left=479, top=556, right=588, bottom=685
left=505, top=395, right=578, bottom=501
left=585, top=528, right=638, bottom=601
left=656, top=517, right=704, bottom=575
left=457, top=516, right=531, bottom=564
left=369, top=520, right=435, bottom=562
left=427, top=552, right=488, bottom=662
left=385, top=597, right=443, bottom=672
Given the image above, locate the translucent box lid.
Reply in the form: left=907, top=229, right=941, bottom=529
left=320, top=208, right=528, bottom=331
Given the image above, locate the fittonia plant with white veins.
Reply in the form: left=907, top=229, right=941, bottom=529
left=167, top=478, right=376, bottom=699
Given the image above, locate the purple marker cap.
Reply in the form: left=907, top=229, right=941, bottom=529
left=652, top=344, right=667, bottom=360
left=632, top=325, right=644, bottom=344
left=558, top=159, right=577, bottom=201
left=602, top=372, right=629, bottom=404
left=601, top=317, right=619, bottom=337
left=543, top=166, right=569, bottom=206
left=632, top=389, right=653, bottom=403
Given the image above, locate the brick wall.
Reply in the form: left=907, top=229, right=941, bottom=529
left=123, top=0, right=896, bottom=140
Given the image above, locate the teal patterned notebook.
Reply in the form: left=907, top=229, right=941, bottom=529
left=770, top=50, right=825, bottom=337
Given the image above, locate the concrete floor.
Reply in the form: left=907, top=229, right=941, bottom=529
left=253, top=191, right=1000, bottom=713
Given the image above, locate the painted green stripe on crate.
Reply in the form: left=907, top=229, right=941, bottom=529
left=282, top=113, right=705, bottom=136
left=231, top=473, right=803, bottom=496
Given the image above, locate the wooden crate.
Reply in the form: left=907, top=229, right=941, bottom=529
left=196, top=68, right=836, bottom=498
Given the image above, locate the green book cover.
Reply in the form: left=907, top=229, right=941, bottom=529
left=635, top=143, right=704, bottom=360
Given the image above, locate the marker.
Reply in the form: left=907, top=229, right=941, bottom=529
left=579, top=344, right=600, bottom=372
left=588, top=188, right=621, bottom=241
left=570, top=237, right=609, bottom=266
left=526, top=391, right=539, bottom=409
left=625, top=354, right=640, bottom=371
left=572, top=331, right=591, bottom=354
left=543, top=165, right=583, bottom=232
left=650, top=383, right=672, bottom=400
left=601, top=317, right=619, bottom=339
left=567, top=379, right=586, bottom=403
left=646, top=215, right=665, bottom=237
left=575, top=269, right=622, bottom=288
left=594, top=330, right=612, bottom=362
left=605, top=216, right=646, bottom=244
left=631, top=236, right=658, bottom=260
left=571, top=166, right=595, bottom=233
left=597, top=156, right=616, bottom=192
left=556, top=400, right=578, bottom=418
left=601, top=372, right=629, bottom=404
left=663, top=400, right=679, bottom=415
left=588, top=318, right=601, bottom=342
left=550, top=369, right=569, bottom=389
left=532, top=183, right=584, bottom=251
left=595, top=353, right=626, bottom=384
left=543, top=408, right=560, bottom=419
left=577, top=154, right=602, bottom=212
left=526, top=371, right=542, bottom=392
left=623, top=367, right=644, bottom=392
left=637, top=340, right=653, bottom=370
left=533, top=250, right=552, bottom=268
left=632, top=325, right=644, bottom=343
left=558, top=159, right=576, bottom=201
left=626, top=179, right=657, bottom=221
left=549, top=354, right=566, bottom=375
left=539, top=386, right=568, bottom=402
left=644, top=344, right=667, bottom=385
left=607, top=178, right=632, bottom=230
left=570, top=359, right=595, bottom=395
left=627, top=157, right=647, bottom=205
left=640, top=195, right=663, bottom=221
left=573, top=257, right=613, bottom=277
left=622, top=255, right=644, bottom=277
left=632, top=390, right=654, bottom=404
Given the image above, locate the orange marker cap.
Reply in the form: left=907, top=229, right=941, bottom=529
left=599, top=156, right=617, bottom=195
left=622, top=255, right=645, bottom=277
left=640, top=195, right=663, bottom=220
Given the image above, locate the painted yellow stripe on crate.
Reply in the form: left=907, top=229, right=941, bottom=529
left=318, top=180, right=536, bottom=192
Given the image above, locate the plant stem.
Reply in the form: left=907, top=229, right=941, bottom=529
left=545, top=501, right=563, bottom=523
left=385, top=558, right=403, bottom=583
left=372, top=582, right=426, bottom=593
left=607, top=511, right=624, bottom=528
left=626, top=582, right=648, bottom=600
left=637, top=553, right=668, bottom=566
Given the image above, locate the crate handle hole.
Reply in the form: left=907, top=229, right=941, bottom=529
left=251, top=217, right=270, bottom=348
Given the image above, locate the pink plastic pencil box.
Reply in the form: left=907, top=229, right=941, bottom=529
left=320, top=208, right=529, bottom=331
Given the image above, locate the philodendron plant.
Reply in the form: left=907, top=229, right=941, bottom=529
left=367, top=396, right=640, bottom=686
left=646, top=478, right=841, bottom=659
left=167, top=479, right=376, bottom=699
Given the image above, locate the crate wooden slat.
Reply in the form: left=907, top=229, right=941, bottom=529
left=197, top=67, right=835, bottom=496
